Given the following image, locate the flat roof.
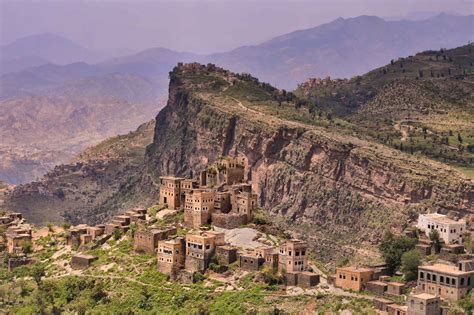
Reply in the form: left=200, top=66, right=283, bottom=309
left=421, top=213, right=466, bottom=225
left=419, top=263, right=472, bottom=275
left=367, top=280, right=388, bottom=286
left=388, top=282, right=405, bottom=287
left=411, top=293, right=438, bottom=300
left=337, top=266, right=374, bottom=273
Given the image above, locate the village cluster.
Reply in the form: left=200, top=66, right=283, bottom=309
left=0, top=156, right=473, bottom=314
left=329, top=212, right=473, bottom=315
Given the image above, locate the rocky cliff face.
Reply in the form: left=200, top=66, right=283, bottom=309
left=143, top=63, right=473, bottom=261
left=4, top=63, right=473, bottom=263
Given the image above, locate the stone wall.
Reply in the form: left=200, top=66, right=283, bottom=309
left=211, top=213, right=247, bottom=229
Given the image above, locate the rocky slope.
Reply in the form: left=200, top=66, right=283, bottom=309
left=296, top=44, right=474, bottom=171
left=5, top=63, right=473, bottom=263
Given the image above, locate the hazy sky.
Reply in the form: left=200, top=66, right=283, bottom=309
left=1, top=0, right=473, bottom=54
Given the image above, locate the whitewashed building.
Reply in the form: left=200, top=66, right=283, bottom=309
left=417, top=213, right=466, bottom=244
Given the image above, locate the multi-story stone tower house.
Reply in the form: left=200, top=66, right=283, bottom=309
left=157, top=237, right=186, bottom=275
left=159, top=176, right=185, bottom=210
left=278, top=240, right=308, bottom=273
left=184, top=189, right=216, bottom=229
left=185, top=231, right=225, bottom=272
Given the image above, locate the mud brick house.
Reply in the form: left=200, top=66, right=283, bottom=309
left=407, top=293, right=440, bottom=315
left=278, top=240, right=308, bottom=273
left=365, top=280, right=388, bottom=295
left=215, top=245, right=238, bottom=265
left=417, top=213, right=466, bottom=244
left=417, top=260, right=474, bottom=301
left=184, top=189, right=215, bottom=229
left=157, top=237, right=186, bottom=275
left=71, top=254, right=97, bottom=269
left=159, top=176, right=185, bottom=210
left=185, top=231, right=225, bottom=272
left=335, top=266, right=374, bottom=292
left=134, top=227, right=177, bottom=254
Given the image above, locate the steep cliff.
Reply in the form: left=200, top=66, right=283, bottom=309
left=144, top=63, right=472, bottom=261
left=4, top=63, right=473, bottom=263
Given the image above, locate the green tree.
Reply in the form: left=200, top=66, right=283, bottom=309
left=31, top=264, right=45, bottom=287
left=22, top=240, right=33, bottom=256
left=401, top=249, right=421, bottom=281
left=379, top=231, right=417, bottom=274
left=464, top=234, right=474, bottom=254
left=429, top=229, right=441, bottom=253
left=113, top=229, right=122, bottom=240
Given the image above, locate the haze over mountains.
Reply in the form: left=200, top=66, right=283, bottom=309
left=0, top=13, right=473, bottom=184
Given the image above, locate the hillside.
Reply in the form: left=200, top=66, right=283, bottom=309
left=296, top=44, right=474, bottom=171
left=5, top=63, right=472, bottom=264
left=0, top=74, right=162, bottom=184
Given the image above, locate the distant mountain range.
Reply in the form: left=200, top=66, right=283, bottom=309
left=0, top=33, right=106, bottom=75
left=0, top=13, right=473, bottom=184
left=2, top=14, right=473, bottom=90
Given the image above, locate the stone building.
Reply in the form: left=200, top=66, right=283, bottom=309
left=239, top=254, right=265, bottom=271
left=407, top=293, right=440, bottom=315
left=278, top=240, right=308, bottom=273
left=334, top=266, right=374, bottom=292
left=157, top=237, right=186, bottom=275
left=365, top=280, right=388, bottom=295
left=417, top=260, right=474, bottom=301
left=387, top=304, right=407, bottom=315
left=185, top=231, right=224, bottom=272
left=6, top=233, right=31, bottom=254
left=134, top=227, right=177, bottom=254
left=216, top=245, right=238, bottom=265
left=66, top=225, right=89, bottom=247
left=206, top=157, right=245, bottom=187
left=71, top=254, right=98, bottom=269
left=387, top=282, right=405, bottom=296
left=159, top=176, right=185, bottom=210
left=255, top=246, right=279, bottom=271
left=184, top=189, right=216, bottom=229
left=417, top=213, right=466, bottom=244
